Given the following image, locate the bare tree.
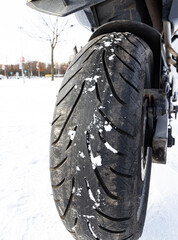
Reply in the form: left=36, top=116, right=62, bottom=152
left=24, top=14, right=73, bottom=80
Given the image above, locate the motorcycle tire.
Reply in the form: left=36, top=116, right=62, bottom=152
left=50, top=32, right=153, bottom=240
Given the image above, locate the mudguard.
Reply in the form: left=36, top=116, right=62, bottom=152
left=26, top=0, right=105, bottom=16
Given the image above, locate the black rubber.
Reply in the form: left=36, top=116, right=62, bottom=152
left=50, top=32, right=153, bottom=240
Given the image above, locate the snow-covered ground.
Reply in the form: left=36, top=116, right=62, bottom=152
left=0, top=78, right=178, bottom=240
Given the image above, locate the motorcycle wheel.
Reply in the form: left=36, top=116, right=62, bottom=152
left=50, top=32, right=153, bottom=240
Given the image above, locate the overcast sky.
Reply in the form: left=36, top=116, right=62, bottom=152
left=0, top=0, right=91, bottom=65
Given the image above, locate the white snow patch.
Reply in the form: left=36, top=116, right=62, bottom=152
left=91, top=153, right=102, bottom=169
left=83, top=215, right=95, bottom=219
left=76, top=188, right=82, bottom=196
left=71, top=225, right=76, bottom=231
left=104, top=124, right=112, bottom=132
left=109, top=54, right=115, bottom=61
left=79, top=151, right=85, bottom=159
left=88, top=189, right=95, bottom=202
left=90, top=134, right=95, bottom=139
left=98, top=106, right=105, bottom=109
left=72, top=186, right=76, bottom=194
left=85, top=180, right=100, bottom=208
left=114, top=38, right=122, bottom=43
left=97, top=189, right=101, bottom=194
left=68, top=130, right=76, bottom=140
left=93, top=114, right=98, bottom=125
left=88, top=222, right=98, bottom=239
left=76, top=166, right=81, bottom=171
left=85, top=77, right=93, bottom=82
left=105, top=142, right=118, bottom=154
left=88, top=86, right=95, bottom=92
left=93, top=75, right=100, bottom=82
left=97, top=189, right=101, bottom=203
left=104, top=41, right=112, bottom=47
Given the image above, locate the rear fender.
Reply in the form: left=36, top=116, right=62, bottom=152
left=26, top=0, right=105, bottom=16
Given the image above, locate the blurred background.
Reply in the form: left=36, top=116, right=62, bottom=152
left=0, top=0, right=91, bottom=80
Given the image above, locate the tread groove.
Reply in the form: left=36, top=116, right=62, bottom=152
left=98, top=109, right=134, bottom=138
left=135, top=37, right=146, bottom=49
left=51, top=115, right=61, bottom=126
left=68, top=36, right=104, bottom=70
left=115, top=44, right=141, bottom=66
left=98, top=131, right=125, bottom=157
left=99, top=225, right=125, bottom=234
left=68, top=218, right=78, bottom=234
left=82, top=49, right=96, bottom=64
left=110, top=167, right=132, bottom=178
left=56, top=85, right=75, bottom=106
left=95, top=82, right=102, bottom=103
left=66, top=126, right=78, bottom=150
left=86, top=132, right=120, bottom=200
left=52, top=82, right=85, bottom=145
left=59, top=67, right=82, bottom=93
left=52, top=178, right=65, bottom=188
left=50, top=157, right=68, bottom=171
left=95, top=209, right=131, bottom=222
left=94, top=168, right=120, bottom=200
left=122, top=234, right=134, bottom=240
left=119, top=73, right=139, bottom=93
left=114, top=52, right=135, bottom=73
left=87, top=221, right=100, bottom=240
left=61, top=177, right=75, bottom=219
left=102, top=50, right=127, bottom=106
left=122, top=33, right=138, bottom=48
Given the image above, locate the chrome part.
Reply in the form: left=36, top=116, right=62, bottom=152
left=163, top=21, right=172, bottom=70
left=163, top=21, right=178, bottom=72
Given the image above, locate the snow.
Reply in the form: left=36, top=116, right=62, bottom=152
left=104, top=41, right=112, bottom=47
left=0, top=78, right=178, bottom=240
left=104, top=142, right=118, bottom=154
left=68, top=130, right=76, bottom=140
left=88, top=86, right=95, bottom=92
left=109, top=55, right=115, bottom=61
left=90, top=152, right=102, bottom=169
left=76, top=166, right=81, bottom=171
left=0, top=77, right=73, bottom=240
left=88, top=221, right=98, bottom=239
left=104, top=124, right=112, bottom=132
left=79, top=151, right=85, bottom=159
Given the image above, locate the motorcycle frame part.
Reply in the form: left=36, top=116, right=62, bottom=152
left=26, top=0, right=105, bottom=17
left=162, top=0, right=178, bottom=31
left=143, top=89, right=169, bottom=164
left=89, top=20, right=161, bottom=89
left=75, top=0, right=161, bottom=31
left=163, top=21, right=178, bottom=73
left=144, top=0, right=162, bottom=33
left=27, top=0, right=178, bottom=31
